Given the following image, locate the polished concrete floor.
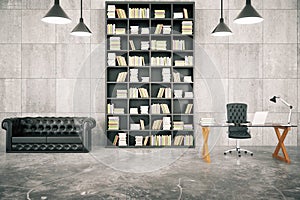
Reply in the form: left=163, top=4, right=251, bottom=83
left=0, top=146, right=300, bottom=200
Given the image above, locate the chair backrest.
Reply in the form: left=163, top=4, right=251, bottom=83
left=227, top=103, right=248, bottom=124
left=226, top=103, right=251, bottom=139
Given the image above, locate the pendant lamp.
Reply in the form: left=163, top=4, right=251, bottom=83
left=70, top=0, right=92, bottom=36
left=211, top=0, right=232, bottom=36
left=41, top=0, right=71, bottom=24
left=234, top=0, right=263, bottom=24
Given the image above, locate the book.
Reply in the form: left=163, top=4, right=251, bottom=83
left=154, top=24, right=163, bottom=34
left=116, top=72, right=127, bottom=82
left=116, top=8, right=127, bottom=18
left=185, top=104, right=193, bottom=114
left=129, top=40, right=136, bottom=50
left=140, top=119, right=145, bottom=130
left=183, top=8, right=188, bottom=18
left=143, top=136, right=149, bottom=146
left=113, top=135, right=119, bottom=145
left=157, top=88, right=165, bottom=98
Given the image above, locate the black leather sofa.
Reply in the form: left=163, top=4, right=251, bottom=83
left=2, top=117, right=96, bottom=153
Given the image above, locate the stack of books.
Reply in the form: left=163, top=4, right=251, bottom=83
left=200, top=118, right=216, bottom=126
left=129, top=87, right=138, bottom=98
left=116, top=56, right=127, bottom=66
left=108, top=116, right=119, bottom=130
left=182, top=21, right=193, bottom=34
left=129, top=68, right=139, bottom=82
left=141, top=41, right=150, bottom=50
left=116, top=72, right=127, bottom=82
left=151, top=103, right=161, bottom=114
left=173, top=12, right=183, bottom=19
left=184, top=124, right=193, bottom=130
left=174, top=60, right=185, bottom=66
left=163, top=117, right=171, bottom=130
left=173, top=40, right=185, bottom=50
left=163, top=25, right=171, bottom=34
left=151, top=40, right=167, bottom=50
left=135, top=136, right=143, bottom=146
left=115, top=28, right=126, bottom=34
left=116, top=89, right=127, bottom=98
left=116, top=8, right=127, bottom=18
left=161, top=104, right=170, bottom=114
left=138, top=88, right=149, bottom=98
left=141, top=77, right=149, bottom=82
left=184, top=92, right=193, bottom=98
left=154, top=10, right=165, bottom=18
left=113, top=108, right=125, bottom=114
left=173, top=121, right=184, bottom=130
left=130, top=123, right=140, bottom=130
left=141, top=28, right=149, bottom=34
left=130, top=107, right=138, bottom=114
left=130, top=26, right=139, bottom=34
left=165, top=87, right=172, bottom=98
left=173, top=72, right=181, bottom=82
left=162, top=68, right=171, bottom=82
left=118, top=132, right=127, bottom=146
left=129, top=56, right=145, bottom=66
left=152, top=119, right=162, bottom=130
left=174, top=90, right=183, bottom=98
left=109, top=37, right=121, bottom=50
left=151, top=56, right=172, bottom=66
left=140, top=106, right=149, bottom=114
left=107, top=53, right=116, bottom=66
left=129, top=8, right=150, bottom=18
left=185, top=104, right=193, bottom=114
left=183, top=76, right=192, bottom=82
left=107, top=5, right=116, bottom=18
left=107, top=24, right=115, bottom=34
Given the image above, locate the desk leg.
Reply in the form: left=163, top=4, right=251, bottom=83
left=272, top=127, right=291, bottom=164
left=202, top=127, right=211, bottom=163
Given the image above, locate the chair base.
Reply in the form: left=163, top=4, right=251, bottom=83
left=224, top=147, right=253, bottom=157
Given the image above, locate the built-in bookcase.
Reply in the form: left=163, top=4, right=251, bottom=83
left=105, top=1, right=195, bottom=148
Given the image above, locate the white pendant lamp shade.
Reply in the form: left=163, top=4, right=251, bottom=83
left=234, top=0, right=263, bottom=24
left=41, top=0, right=71, bottom=24
left=71, top=0, right=92, bottom=37
left=211, top=0, right=232, bottom=36
left=70, top=18, right=92, bottom=36
left=212, top=18, right=233, bottom=36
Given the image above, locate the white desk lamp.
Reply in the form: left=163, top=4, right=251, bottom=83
left=270, top=96, right=293, bottom=124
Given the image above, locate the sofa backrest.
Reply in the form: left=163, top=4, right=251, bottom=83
left=12, top=117, right=87, bottom=137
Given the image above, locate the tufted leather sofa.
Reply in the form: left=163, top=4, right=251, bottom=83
left=2, top=117, right=96, bottom=153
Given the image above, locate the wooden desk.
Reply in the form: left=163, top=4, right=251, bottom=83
left=200, top=123, right=297, bottom=164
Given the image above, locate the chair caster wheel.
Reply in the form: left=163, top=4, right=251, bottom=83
left=229, top=151, right=232, bottom=154
left=224, top=152, right=227, bottom=155
left=250, top=153, right=253, bottom=156
left=245, top=151, right=247, bottom=154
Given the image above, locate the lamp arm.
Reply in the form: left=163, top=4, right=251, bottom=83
left=279, top=98, right=293, bottom=109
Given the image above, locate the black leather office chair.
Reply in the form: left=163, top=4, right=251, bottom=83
left=224, top=103, right=253, bottom=157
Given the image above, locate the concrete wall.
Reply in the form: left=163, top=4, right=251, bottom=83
left=0, top=0, right=298, bottom=149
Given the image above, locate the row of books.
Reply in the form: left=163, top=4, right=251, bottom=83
left=174, top=8, right=189, bottom=19
left=174, top=135, right=193, bottom=146
left=112, top=134, right=193, bottom=146
left=116, top=72, right=127, bottom=82
left=151, top=103, right=170, bottom=114
left=116, top=8, right=127, bottom=18
left=128, top=56, right=146, bottom=66
left=129, top=87, right=149, bottom=98
left=173, top=121, right=193, bottom=130
left=129, top=106, right=149, bottom=114
left=151, top=40, right=167, bottom=51
left=152, top=117, right=172, bottom=130
left=156, top=87, right=172, bottom=98
left=129, top=8, right=150, bottom=18
left=151, top=57, right=172, bottom=66
left=173, top=40, right=186, bottom=50
left=116, top=56, right=127, bottom=66
left=154, top=10, right=165, bottom=18
left=174, top=90, right=194, bottom=98
left=116, top=90, right=127, bottom=98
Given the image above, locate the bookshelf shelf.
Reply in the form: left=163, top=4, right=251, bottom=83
left=106, top=1, right=194, bottom=148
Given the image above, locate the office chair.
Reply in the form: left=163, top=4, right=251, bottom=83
left=224, top=103, right=253, bottom=157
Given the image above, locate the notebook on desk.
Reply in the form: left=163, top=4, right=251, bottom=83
left=252, top=111, right=268, bottom=125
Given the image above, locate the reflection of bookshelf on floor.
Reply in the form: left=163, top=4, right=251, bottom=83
left=185, top=103, right=193, bottom=114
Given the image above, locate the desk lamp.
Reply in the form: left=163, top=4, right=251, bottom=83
left=270, top=96, right=293, bottom=124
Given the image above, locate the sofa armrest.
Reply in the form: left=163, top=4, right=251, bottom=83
left=81, top=117, right=96, bottom=152
left=83, top=118, right=96, bottom=129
